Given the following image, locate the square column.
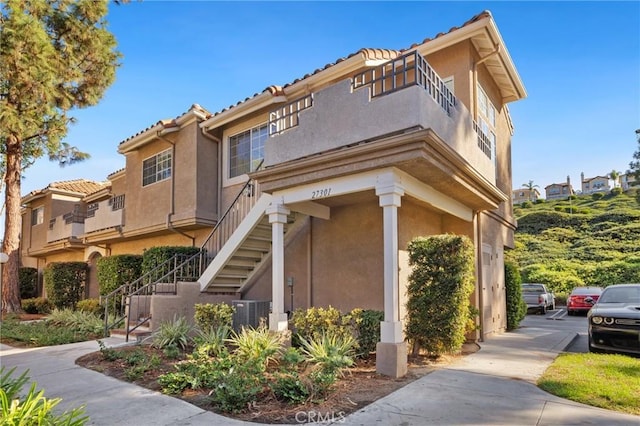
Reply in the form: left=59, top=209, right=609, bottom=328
left=375, top=180, right=407, bottom=378
left=267, top=203, right=290, bottom=332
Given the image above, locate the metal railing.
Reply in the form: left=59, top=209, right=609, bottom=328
left=101, top=163, right=265, bottom=340
left=100, top=254, right=198, bottom=338
left=353, top=50, right=457, bottom=115
left=269, top=94, right=313, bottom=136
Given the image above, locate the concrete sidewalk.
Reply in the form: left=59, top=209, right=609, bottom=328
left=2, top=323, right=639, bottom=425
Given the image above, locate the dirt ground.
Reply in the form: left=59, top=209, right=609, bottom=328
left=76, top=343, right=479, bottom=424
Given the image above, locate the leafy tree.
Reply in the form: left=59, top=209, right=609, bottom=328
left=522, top=180, right=539, bottom=202
left=630, top=129, right=640, bottom=181
left=609, top=169, right=620, bottom=188
left=0, top=0, right=121, bottom=312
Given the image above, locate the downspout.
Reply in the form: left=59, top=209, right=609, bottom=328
left=200, top=127, right=223, bottom=222
left=157, top=129, right=196, bottom=246
left=474, top=211, right=484, bottom=342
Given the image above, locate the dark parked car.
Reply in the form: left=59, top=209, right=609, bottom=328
left=567, top=286, right=603, bottom=315
left=588, top=284, right=640, bottom=356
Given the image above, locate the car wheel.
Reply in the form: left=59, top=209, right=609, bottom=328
left=567, top=310, right=573, bottom=316
left=540, top=305, right=547, bottom=315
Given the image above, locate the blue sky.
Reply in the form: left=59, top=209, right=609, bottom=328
left=20, top=0, right=640, bottom=197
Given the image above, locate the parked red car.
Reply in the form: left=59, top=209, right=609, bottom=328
left=567, top=286, right=603, bottom=315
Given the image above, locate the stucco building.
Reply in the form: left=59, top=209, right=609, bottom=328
left=21, top=10, right=526, bottom=377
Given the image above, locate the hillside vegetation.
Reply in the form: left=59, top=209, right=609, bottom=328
left=507, top=189, right=640, bottom=298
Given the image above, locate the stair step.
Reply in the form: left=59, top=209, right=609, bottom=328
left=242, top=239, right=271, bottom=251
left=234, top=249, right=265, bottom=260
left=226, top=258, right=258, bottom=268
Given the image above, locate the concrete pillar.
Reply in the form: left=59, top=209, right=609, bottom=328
left=267, top=203, right=290, bottom=332
left=375, top=179, right=407, bottom=378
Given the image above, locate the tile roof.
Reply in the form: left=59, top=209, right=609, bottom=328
left=24, top=179, right=108, bottom=200
left=205, top=10, right=492, bottom=121
left=119, top=103, right=211, bottom=146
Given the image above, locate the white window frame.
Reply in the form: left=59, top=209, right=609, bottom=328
left=31, top=206, right=44, bottom=226
left=477, top=84, right=497, bottom=164
left=142, top=148, right=172, bottom=187
left=226, top=123, right=268, bottom=185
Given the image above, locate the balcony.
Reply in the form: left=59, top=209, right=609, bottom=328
left=47, top=211, right=85, bottom=243
left=265, top=51, right=495, bottom=184
left=84, top=195, right=125, bottom=234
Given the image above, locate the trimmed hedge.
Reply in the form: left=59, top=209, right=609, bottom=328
left=96, top=255, right=143, bottom=296
left=505, top=261, right=526, bottom=331
left=141, top=246, right=200, bottom=275
left=43, top=262, right=87, bottom=309
left=19, top=267, right=38, bottom=299
left=405, top=235, right=475, bottom=356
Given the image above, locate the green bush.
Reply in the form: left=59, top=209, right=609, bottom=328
left=21, top=297, right=54, bottom=314
left=291, top=306, right=354, bottom=348
left=504, top=261, right=526, bottom=331
left=76, top=298, right=102, bottom=316
left=97, top=254, right=142, bottom=296
left=610, top=187, right=623, bottom=196
left=19, top=267, right=38, bottom=299
left=350, top=308, right=383, bottom=357
left=521, top=201, right=533, bottom=208
left=535, top=199, right=545, bottom=204
left=43, top=262, right=87, bottom=310
left=405, top=235, right=475, bottom=356
left=152, top=314, right=194, bottom=351
left=592, top=192, right=605, bottom=200
left=141, top=246, right=200, bottom=276
left=194, top=302, right=234, bottom=330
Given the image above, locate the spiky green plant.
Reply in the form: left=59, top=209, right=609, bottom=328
left=227, top=325, right=284, bottom=370
left=152, top=315, right=193, bottom=351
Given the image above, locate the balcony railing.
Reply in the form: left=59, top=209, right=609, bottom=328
left=353, top=50, right=457, bottom=115
left=269, top=94, right=313, bottom=136
left=84, top=196, right=126, bottom=234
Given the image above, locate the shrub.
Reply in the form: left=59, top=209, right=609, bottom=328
left=291, top=306, right=354, bottom=348
left=298, top=332, right=356, bottom=397
left=405, top=235, right=475, bottom=356
left=76, top=298, right=102, bottom=316
left=96, top=255, right=142, bottom=296
left=152, top=314, right=194, bottom=351
left=271, top=372, right=309, bottom=404
left=534, top=199, right=545, bottom=204
left=43, top=262, right=87, bottom=310
left=207, top=354, right=265, bottom=413
left=21, top=297, right=54, bottom=314
left=46, top=308, right=104, bottom=335
left=19, top=267, right=38, bottom=299
left=504, top=261, right=526, bottom=331
left=592, top=192, right=605, bottom=200
left=193, top=325, right=231, bottom=358
left=350, top=308, right=383, bottom=357
left=141, top=246, right=200, bottom=277
left=521, top=201, right=533, bottom=208
left=227, top=324, right=284, bottom=370
left=610, top=187, right=623, bottom=196
left=194, top=302, right=234, bottom=330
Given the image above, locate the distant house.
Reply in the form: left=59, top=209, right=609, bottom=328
left=545, top=176, right=574, bottom=200
left=620, top=173, right=638, bottom=191
left=581, top=172, right=610, bottom=195
left=512, top=188, right=540, bottom=204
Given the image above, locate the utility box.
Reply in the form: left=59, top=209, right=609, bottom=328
left=232, top=300, right=271, bottom=330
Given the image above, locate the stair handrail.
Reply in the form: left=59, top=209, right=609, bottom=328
left=199, top=160, right=264, bottom=270
left=124, top=252, right=201, bottom=341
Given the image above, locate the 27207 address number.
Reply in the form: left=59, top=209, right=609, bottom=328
left=311, top=188, right=332, bottom=199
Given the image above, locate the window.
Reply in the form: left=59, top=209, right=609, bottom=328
left=477, top=84, right=497, bottom=163
left=142, top=149, right=172, bottom=186
left=31, top=206, right=44, bottom=226
left=229, top=124, right=268, bottom=178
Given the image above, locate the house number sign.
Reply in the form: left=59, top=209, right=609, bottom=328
left=311, top=188, right=332, bottom=199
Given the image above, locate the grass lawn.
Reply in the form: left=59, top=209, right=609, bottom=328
left=538, top=353, right=640, bottom=415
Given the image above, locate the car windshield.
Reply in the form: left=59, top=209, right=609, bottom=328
left=599, top=287, right=640, bottom=304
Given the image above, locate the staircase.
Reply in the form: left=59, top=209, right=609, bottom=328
left=200, top=205, right=300, bottom=294
left=101, top=169, right=303, bottom=340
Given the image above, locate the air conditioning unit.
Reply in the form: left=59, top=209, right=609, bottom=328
left=232, top=300, right=271, bottom=330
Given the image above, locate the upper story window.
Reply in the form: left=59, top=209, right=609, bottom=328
left=31, top=206, right=44, bottom=226
left=229, top=123, right=268, bottom=178
left=142, top=149, right=172, bottom=186
left=477, top=84, right=496, bottom=143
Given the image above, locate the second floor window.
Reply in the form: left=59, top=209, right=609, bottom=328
left=31, top=206, right=44, bottom=226
left=229, top=124, right=267, bottom=178
left=477, top=84, right=497, bottom=161
left=142, top=149, right=172, bottom=186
